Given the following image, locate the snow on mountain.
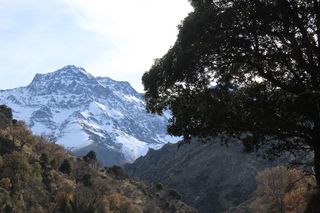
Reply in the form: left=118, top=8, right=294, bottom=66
left=0, top=65, right=179, bottom=165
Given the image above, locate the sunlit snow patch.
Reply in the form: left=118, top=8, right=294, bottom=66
left=57, top=122, right=92, bottom=150
left=115, top=132, right=149, bottom=162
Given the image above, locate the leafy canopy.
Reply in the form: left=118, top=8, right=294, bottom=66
left=143, top=0, right=320, bottom=156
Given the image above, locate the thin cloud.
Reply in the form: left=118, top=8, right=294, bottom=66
left=57, top=0, right=193, bottom=91
left=0, top=0, right=192, bottom=92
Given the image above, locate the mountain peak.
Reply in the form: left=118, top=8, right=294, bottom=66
left=27, top=65, right=98, bottom=95
left=56, top=65, right=90, bottom=76
left=0, top=65, right=178, bottom=165
left=30, top=65, right=92, bottom=82
left=61, top=65, right=82, bottom=70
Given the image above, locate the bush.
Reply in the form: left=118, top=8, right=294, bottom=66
left=71, top=185, right=99, bottom=212
left=40, top=153, right=50, bottom=170
left=84, top=150, right=97, bottom=162
left=0, top=178, right=12, bottom=190
left=107, top=166, right=129, bottom=179
left=0, top=136, right=16, bottom=156
left=155, top=183, right=163, bottom=190
left=106, top=192, right=143, bottom=213
left=0, top=105, right=12, bottom=121
left=81, top=174, right=93, bottom=187
left=168, top=189, right=182, bottom=200
left=249, top=166, right=315, bottom=213
left=59, top=159, right=72, bottom=175
left=1, top=152, right=33, bottom=186
left=9, top=121, right=32, bottom=147
left=0, top=113, right=10, bottom=129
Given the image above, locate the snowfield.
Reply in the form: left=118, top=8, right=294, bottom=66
left=0, top=65, right=179, bottom=164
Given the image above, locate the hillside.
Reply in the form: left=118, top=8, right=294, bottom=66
left=0, top=65, right=178, bottom=166
left=0, top=105, right=196, bottom=213
left=125, top=140, right=274, bottom=212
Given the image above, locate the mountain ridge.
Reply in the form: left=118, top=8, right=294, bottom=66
left=125, top=141, right=271, bottom=212
left=0, top=65, right=178, bottom=166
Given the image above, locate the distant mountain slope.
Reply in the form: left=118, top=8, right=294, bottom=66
left=125, top=141, right=273, bottom=213
left=0, top=65, right=178, bottom=165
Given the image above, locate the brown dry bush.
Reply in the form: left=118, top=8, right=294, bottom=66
left=249, top=166, right=315, bottom=213
left=106, top=192, right=143, bottom=213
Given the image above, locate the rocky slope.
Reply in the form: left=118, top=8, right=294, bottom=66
left=0, top=106, right=196, bottom=213
left=125, top=140, right=275, bottom=213
left=0, top=65, right=177, bottom=166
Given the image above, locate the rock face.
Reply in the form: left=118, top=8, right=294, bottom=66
left=125, top=141, right=272, bottom=213
left=0, top=65, right=177, bottom=165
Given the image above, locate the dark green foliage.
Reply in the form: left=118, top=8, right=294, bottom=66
left=81, top=174, right=93, bottom=187
left=84, top=150, right=97, bottom=162
left=169, top=189, right=182, bottom=200
left=41, top=154, right=49, bottom=165
left=4, top=205, right=12, bottom=213
left=107, top=166, right=129, bottom=180
left=39, top=153, right=53, bottom=189
left=69, top=186, right=99, bottom=213
left=156, top=183, right=163, bottom=190
left=143, top=0, right=320, bottom=186
left=0, top=105, right=12, bottom=129
left=0, top=137, right=16, bottom=156
left=0, top=113, right=10, bottom=130
left=0, top=105, right=12, bottom=121
left=304, top=192, right=320, bottom=213
left=59, top=159, right=72, bottom=175
left=40, top=153, right=50, bottom=169
left=50, top=158, right=58, bottom=170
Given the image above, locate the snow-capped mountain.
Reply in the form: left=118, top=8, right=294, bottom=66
left=0, top=65, right=178, bottom=165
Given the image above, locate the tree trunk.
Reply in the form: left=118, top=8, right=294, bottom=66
left=314, top=148, right=320, bottom=189
left=313, top=102, right=320, bottom=189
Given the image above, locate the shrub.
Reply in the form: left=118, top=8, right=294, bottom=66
left=59, top=159, right=72, bottom=175
left=84, top=150, right=97, bottom=162
left=81, top=174, right=93, bottom=187
left=249, top=166, right=315, bottom=213
left=168, top=189, right=182, bottom=200
left=40, top=153, right=49, bottom=167
left=0, top=136, right=16, bottom=156
left=155, top=183, right=163, bottom=191
left=0, top=178, right=12, bottom=190
left=0, top=105, right=12, bottom=121
left=71, top=185, right=99, bottom=212
left=9, top=121, right=32, bottom=147
left=107, top=166, right=129, bottom=179
left=1, top=152, right=33, bottom=187
left=0, top=113, right=10, bottom=129
left=106, top=192, right=142, bottom=213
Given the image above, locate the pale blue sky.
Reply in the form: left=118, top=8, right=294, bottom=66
left=0, top=0, right=192, bottom=92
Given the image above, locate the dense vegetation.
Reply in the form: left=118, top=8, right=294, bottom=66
left=0, top=105, right=195, bottom=213
left=250, top=166, right=318, bottom=213
left=143, top=0, right=320, bottom=186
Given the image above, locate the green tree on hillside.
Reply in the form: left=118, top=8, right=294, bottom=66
left=84, top=150, right=97, bottom=162
left=0, top=105, right=12, bottom=129
left=0, top=105, right=12, bottom=121
left=143, top=0, right=320, bottom=187
left=59, top=159, right=72, bottom=175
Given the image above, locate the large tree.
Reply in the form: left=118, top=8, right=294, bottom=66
left=142, top=0, right=320, bottom=186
